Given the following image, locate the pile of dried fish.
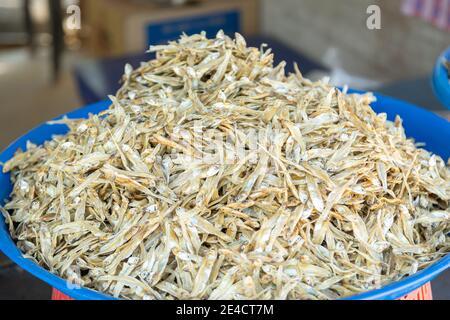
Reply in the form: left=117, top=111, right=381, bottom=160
left=444, top=58, right=450, bottom=81
left=2, top=32, right=449, bottom=300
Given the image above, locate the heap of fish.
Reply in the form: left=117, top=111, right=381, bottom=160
left=2, top=32, right=449, bottom=300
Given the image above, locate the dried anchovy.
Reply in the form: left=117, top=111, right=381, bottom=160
left=2, top=31, right=449, bottom=300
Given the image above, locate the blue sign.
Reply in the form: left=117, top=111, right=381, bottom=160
left=147, top=10, right=240, bottom=45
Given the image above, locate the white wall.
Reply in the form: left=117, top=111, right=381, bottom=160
left=261, top=0, right=450, bottom=81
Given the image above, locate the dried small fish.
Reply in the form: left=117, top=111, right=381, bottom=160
left=1, top=32, right=449, bottom=300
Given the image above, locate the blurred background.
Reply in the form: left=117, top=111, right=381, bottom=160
left=0, top=0, right=449, bottom=299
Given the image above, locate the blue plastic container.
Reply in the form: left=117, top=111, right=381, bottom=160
left=0, top=95, right=449, bottom=300
left=432, top=46, right=450, bottom=110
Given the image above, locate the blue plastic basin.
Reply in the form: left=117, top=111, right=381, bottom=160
left=432, top=46, right=450, bottom=110
left=0, top=94, right=449, bottom=300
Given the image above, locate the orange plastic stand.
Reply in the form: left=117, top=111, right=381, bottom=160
left=51, top=282, right=433, bottom=300
left=397, top=282, right=433, bottom=300
left=51, top=289, right=74, bottom=300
